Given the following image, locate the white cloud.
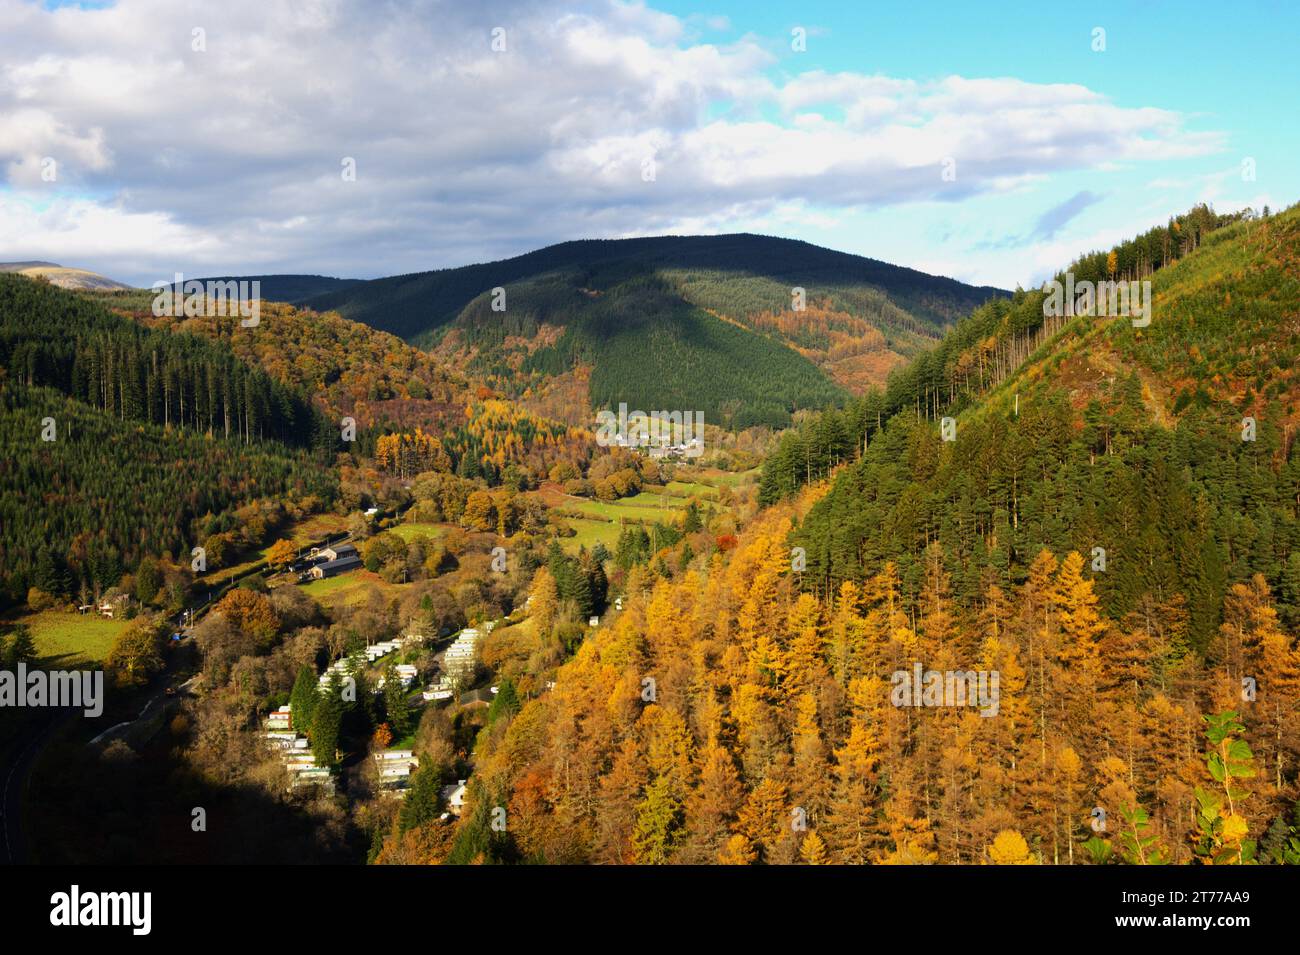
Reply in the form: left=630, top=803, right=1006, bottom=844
left=0, top=192, right=219, bottom=279
left=0, top=0, right=1227, bottom=285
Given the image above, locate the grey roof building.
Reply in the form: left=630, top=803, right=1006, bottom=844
left=310, top=554, right=363, bottom=578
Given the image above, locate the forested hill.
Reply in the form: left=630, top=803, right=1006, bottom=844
left=0, top=274, right=341, bottom=607
left=114, top=296, right=470, bottom=435
left=303, top=234, right=1007, bottom=428
left=770, top=202, right=1300, bottom=651
left=176, top=274, right=362, bottom=305
left=90, top=291, right=598, bottom=482
left=307, top=234, right=1003, bottom=340
left=0, top=383, right=336, bottom=608
left=761, top=203, right=1263, bottom=503
left=0, top=274, right=332, bottom=448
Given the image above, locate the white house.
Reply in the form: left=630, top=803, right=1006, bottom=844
left=440, top=780, right=469, bottom=816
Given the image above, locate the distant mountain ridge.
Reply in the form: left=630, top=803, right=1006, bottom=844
left=0, top=261, right=60, bottom=271
left=0, top=266, right=361, bottom=302
left=303, top=233, right=1008, bottom=428
left=0, top=262, right=132, bottom=291
left=179, top=274, right=363, bottom=304
left=305, top=233, right=1005, bottom=341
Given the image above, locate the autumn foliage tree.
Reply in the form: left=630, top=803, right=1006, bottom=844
left=266, top=539, right=297, bottom=572
left=214, top=587, right=279, bottom=648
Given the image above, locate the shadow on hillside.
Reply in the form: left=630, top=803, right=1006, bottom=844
left=26, top=719, right=366, bottom=865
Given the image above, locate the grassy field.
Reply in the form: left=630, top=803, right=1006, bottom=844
left=7, top=610, right=129, bottom=666
left=297, top=569, right=408, bottom=609
left=693, top=466, right=760, bottom=488
left=206, top=554, right=264, bottom=589
left=387, top=521, right=451, bottom=543
left=554, top=492, right=694, bottom=554
left=662, top=480, right=719, bottom=500
left=388, top=732, right=417, bottom=751
left=571, top=492, right=685, bottom=524
left=540, top=468, right=753, bottom=554
left=561, top=516, right=623, bottom=553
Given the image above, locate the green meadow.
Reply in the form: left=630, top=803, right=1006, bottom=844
left=13, top=610, right=128, bottom=666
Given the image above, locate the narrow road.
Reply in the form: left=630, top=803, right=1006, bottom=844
left=1, top=707, right=74, bottom=864
left=87, top=675, right=199, bottom=748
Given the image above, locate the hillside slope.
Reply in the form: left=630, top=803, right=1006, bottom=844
left=0, top=262, right=133, bottom=291
left=439, top=269, right=848, bottom=428
left=94, top=293, right=470, bottom=434
left=83, top=290, right=607, bottom=484
left=307, top=233, right=1002, bottom=338
left=305, top=234, right=1007, bottom=426
left=0, top=274, right=340, bottom=606
left=786, top=204, right=1300, bottom=650
left=178, top=274, right=362, bottom=304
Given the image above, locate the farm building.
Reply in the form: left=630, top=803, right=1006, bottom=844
left=310, top=553, right=362, bottom=579
left=314, top=543, right=357, bottom=562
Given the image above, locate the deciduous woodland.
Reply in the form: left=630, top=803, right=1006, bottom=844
left=422, top=501, right=1299, bottom=865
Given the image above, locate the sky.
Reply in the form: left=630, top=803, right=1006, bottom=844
left=1, top=0, right=1296, bottom=289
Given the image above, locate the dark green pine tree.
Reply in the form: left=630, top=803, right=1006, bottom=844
left=32, top=550, right=69, bottom=596
left=345, top=647, right=375, bottom=722
left=289, top=665, right=319, bottom=737
left=445, top=779, right=519, bottom=865
left=677, top=540, right=694, bottom=574
left=2, top=624, right=37, bottom=667
left=382, top=660, right=412, bottom=738
left=547, top=541, right=578, bottom=600
left=570, top=563, right=594, bottom=619
left=587, top=556, right=608, bottom=612
left=614, top=526, right=644, bottom=570
left=456, top=451, right=482, bottom=480
left=487, top=677, right=520, bottom=725
left=311, top=673, right=344, bottom=769
left=1279, top=553, right=1300, bottom=630
left=681, top=500, right=703, bottom=534
left=399, top=762, right=445, bottom=834
left=134, top=556, right=161, bottom=604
